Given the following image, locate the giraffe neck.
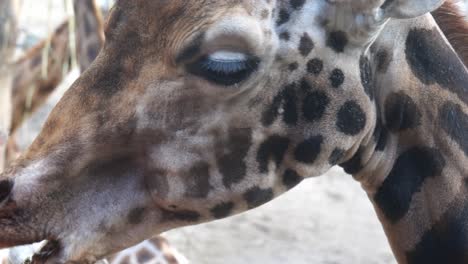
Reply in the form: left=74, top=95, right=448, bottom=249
left=349, top=14, right=468, bottom=264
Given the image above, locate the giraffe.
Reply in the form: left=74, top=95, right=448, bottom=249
left=0, top=0, right=467, bottom=263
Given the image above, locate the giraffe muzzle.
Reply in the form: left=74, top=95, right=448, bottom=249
left=0, top=167, right=64, bottom=251
left=30, top=240, right=62, bottom=264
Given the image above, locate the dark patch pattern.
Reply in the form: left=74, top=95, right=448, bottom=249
left=329, top=69, right=345, bottom=88
left=288, top=62, right=299, bottom=71
left=381, top=0, right=395, bottom=9
left=0, top=180, right=12, bottom=202
left=244, top=187, right=274, bottom=209
left=128, top=207, right=146, bottom=225
left=406, top=200, right=468, bottom=263
left=373, top=116, right=389, bottom=151
left=279, top=31, right=290, bottom=41
left=136, top=249, right=154, bottom=263
left=336, top=101, right=367, bottom=136
left=300, top=78, right=311, bottom=91
left=384, top=92, right=421, bottom=131
left=360, top=56, right=374, bottom=99
left=374, top=147, right=445, bottom=223
left=218, top=128, right=252, bottom=188
left=440, top=102, right=468, bottom=156
left=145, top=169, right=169, bottom=198
left=327, top=31, right=348, bottom=53
left=262, top=84, right=298, bottom=127
left=261, top=9, right=270, bottom=19
left=299, top=33, right=314, bottom=57
left=283, top=169, right=303, bottom=189
left=307, top=58, right=323, bottom=75
left=162, top=209, right=201, bottom=222
left=282, top=86, right=299, bottom=125
left=211, top=202, right=235, bottom=219
left=277, top=9, right=290, bottom=26
left=329, top=148, right=345, bottom=165
left=375, top=49, right=392, bottom=73
left=340, top=148, right=364, bottom=175
left=87, top=27, right=143, bottom=96
left=406, top=28, right=468, bottom=105
left=302, top=90, right=330, bottom=122
left=290, top=0, right=306, bottom=9
left=294, top=136, right=323, bottom=164
left=257, top=136, right=290, bottom=173
left=185, top=162, right=211, bottom=198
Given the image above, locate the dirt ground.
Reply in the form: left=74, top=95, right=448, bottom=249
left=8, top=1, right=468, bottom=263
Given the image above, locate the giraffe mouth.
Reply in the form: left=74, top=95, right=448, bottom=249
left=30, top=240, right=62, bottom=264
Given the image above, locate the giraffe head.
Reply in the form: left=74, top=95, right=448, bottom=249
left=0, top=0, right=449, bottom=262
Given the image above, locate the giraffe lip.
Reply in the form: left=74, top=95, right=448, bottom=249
left=30, top=240, right=61, bottom=264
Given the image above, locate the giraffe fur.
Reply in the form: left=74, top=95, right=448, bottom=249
left=0, top=0, right=467, bottom=263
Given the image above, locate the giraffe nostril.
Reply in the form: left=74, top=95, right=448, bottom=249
left=0, top=180, right=13, bottom=203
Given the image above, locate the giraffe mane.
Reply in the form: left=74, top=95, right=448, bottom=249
left=432, top=0, right=468, bottom=66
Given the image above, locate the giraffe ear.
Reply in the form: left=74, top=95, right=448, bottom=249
left=381, top=0, right=444, bottom=19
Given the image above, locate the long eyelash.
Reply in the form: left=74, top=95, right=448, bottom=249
left=201, top=59, right=249, bottom=73
left=187, top=55, right=259, bottom=86
left=200, top=58, right=257, bottom=74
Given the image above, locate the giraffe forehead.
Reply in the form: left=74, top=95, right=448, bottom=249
left=124, top=0, right=386, bottom=63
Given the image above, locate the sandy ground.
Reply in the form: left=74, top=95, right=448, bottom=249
left=6, top=1, right=468, bottom=263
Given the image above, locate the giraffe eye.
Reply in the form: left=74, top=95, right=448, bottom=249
left=188, top=51, right=260, bottom=86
